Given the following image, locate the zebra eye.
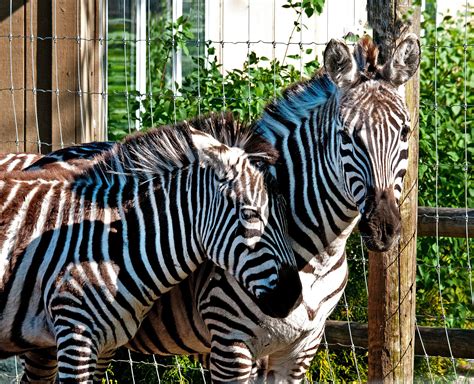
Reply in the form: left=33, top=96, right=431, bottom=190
left=338, top=130, right=352, bottom=144
left=252, top=159, right=267, bottom=170
left=400, top=125, right=410, bottom=141
left=240, top=208, right=260, bottom=222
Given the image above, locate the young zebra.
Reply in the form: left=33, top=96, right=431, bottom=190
left=5, top=35, right=420, bottom=382
left=0, top=153, right=43, bottom=172
left=0, top=117, right=302, bottom=383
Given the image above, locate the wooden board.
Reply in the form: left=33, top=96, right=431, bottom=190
left=367, top=1, right=420, bottom=382
left=0, top=0, right=104, bottom=154
left=325, top=320, right=474, bottom=359
left=0, top=0, right=26, bottom=153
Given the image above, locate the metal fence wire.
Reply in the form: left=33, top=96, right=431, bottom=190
left=0, top=0, right=472, bottom=383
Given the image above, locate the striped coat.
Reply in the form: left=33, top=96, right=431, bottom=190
left=132, top=34, right=420, bottom=382
left=0, top=117, right=301, bottom=382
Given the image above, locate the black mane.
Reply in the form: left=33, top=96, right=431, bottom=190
left=77, top=113, right=279, bottom=184
left=187, top=112, right=279, bottom=165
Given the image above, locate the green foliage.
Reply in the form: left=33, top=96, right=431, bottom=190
left=308, top=348, right=368, bottom=383
left=282, top=0, right=326, bottom=21
left=413, top=7, right=474, bottom=381
left=107, top=352, right=209, bottom=384
left=107, top=20, right=136, bottom=139
left=417, top=5, right=473, bottom=329
left=110, top=31, right=318, bottom=141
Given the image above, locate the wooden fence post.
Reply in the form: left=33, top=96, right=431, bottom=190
left=366, top=1, right=420, bottom=382
left=0, top=0, right=104, bottom=154
left=0, top=0, right=26, bottom=153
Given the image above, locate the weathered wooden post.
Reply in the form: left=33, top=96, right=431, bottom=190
left=366, top=1, right=420, bottom=382
left=0, top=0, right=104, bottom=153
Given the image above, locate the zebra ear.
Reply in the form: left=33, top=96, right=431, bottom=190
left=381, top=33, right=420, bottom=87
left=324, top=39, right=358, bottom=88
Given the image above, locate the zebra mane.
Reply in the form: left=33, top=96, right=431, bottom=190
left=116, top=123, right=198, bottom=177
left=89, top=113, right=278, bottom=182
left=187, top=112, right=279, bottom=165
left=256, top=72, right=337, bottom=137
left=353, top=35, right=380, bottom=81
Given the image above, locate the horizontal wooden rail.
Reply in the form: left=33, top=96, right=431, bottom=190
left=417, top=207, right=473, bottom=238
left=325, top=320, right=474, bottom=359
left=351, top=207, right=473, bottom=238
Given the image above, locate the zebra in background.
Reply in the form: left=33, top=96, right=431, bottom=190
left=0, top=142, right=114, bottom=174
left=0, top=153, right=42, bottom=172
left=0, top=116, right=302, bottom=383
left=128, top=34, right=420, bottom=382
left=3, top=34, right=420, bottom=382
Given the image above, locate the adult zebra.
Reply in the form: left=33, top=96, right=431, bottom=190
left=129, top=34, right=421, bottom=382
left=3, top=34, right=420, bottom=382
left=0, top=116, right=302, bottom=383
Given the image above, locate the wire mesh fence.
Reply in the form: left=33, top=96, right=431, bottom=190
left=0, top=0, right=472, bottom=383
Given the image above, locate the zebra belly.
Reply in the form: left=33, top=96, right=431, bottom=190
left=0, top=310, right=55, bottom=354
left=127, top=286, right=211, bottom=356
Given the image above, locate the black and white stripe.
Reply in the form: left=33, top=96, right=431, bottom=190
left=0, top=115, right=301, bottom=383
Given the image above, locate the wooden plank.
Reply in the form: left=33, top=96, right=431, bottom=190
left=52, top=0, right=78, bottom=150
left=353, top=207, right=474, bottom=238
left=325, top=320, right=474, bottom=359
left=367, top=1, right=420, bottom=383
left=353, top=207, right=474, bottom=239
left=0, top=0, right=25, bottom=153
left=25, top=0, right=53, bottom=153
left=79, top=0, right=105, bottom=143
left=418, top=207, right=474, bottom=238
left=5, top=0, right=102, bottom=153
left=398, top=6, right=420, bottom=379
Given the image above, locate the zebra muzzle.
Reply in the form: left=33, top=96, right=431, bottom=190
left=255, top=265, right=302, bottom=318
left=358, top=188, right=401, bottom=252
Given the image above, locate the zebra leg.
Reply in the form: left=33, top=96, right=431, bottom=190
left=93, top=351, right=116, bottom=382
left=54, top=321, right=99, bottom=383
left=266, top=347, right=318, bottom=383
left=209, top=343, right=254, bottom=383
left=20, top=348, right=58, bottom=383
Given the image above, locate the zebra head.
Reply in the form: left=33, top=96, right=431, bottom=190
left=192, top=127, right=302, bottom=318
left=324, top=34, right=420, bottom=252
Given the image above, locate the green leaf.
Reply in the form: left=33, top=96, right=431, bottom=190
left=304, top=7, right=314, bottom=18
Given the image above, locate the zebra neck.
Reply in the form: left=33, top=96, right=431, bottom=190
left=71, top=167, right=204, bottom=303
left=256, top=76, right=359, bottom=265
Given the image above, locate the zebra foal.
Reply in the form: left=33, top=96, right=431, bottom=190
left=4, top=34, right=420, bottom=383
left=0, top=117, right=302, bottom=383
